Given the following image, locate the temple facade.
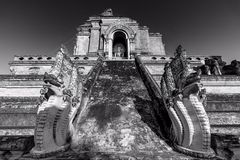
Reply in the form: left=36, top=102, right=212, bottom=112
left=74, top=9, right=165, bottom=58
left=0, top=9, right=240, bottom=160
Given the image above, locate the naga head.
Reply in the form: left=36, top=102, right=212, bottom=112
left=174, top=45, right=187, bottom=59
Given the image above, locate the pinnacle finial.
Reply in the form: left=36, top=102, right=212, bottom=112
left=101, top=8, right=113, bottom=16
left=60, top=44, right=69, bottom=54
left=174, top=45, right=187, bottom=57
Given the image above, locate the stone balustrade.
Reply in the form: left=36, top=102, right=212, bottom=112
left=9, top=55, right=99, bottom=75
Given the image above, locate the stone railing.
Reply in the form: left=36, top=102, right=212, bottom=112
left=30, top=47, right=104, bottom=158
left=135, top=50, right=222, bottom=159
left=139, top=55, right=208, bottom=63
left=9, top=55, right=99, bottom=75
left=11, top=55, right=99, bottom=62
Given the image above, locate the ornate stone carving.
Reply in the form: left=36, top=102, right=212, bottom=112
left=222, top=59, right=240, bottom=75
left=160, top=45, right=213, bottom=156
left=100, top=8, right=113, bottom=16
left=196, top=58, right=223, bottom=75
left=104, top=23, right=136, bottom=39
left=197, top=65, right=211, bottom=75
left=31, top=45, right=83, bottom=157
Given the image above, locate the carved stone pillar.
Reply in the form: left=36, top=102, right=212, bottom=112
left=129, top=38, right=135, bottom=58
left=98, top=35, right=104, bottom=52
left=74, top=27, right=90, bottom=55
left=88, top=20, right=100, bottom=54
left=108, top=38, right=113, bottom=59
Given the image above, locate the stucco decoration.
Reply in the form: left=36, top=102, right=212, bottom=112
left=160, top=45, right=215, bottom=158
left=196, top=58, right=222, bottom=75
left=222, top=59, right=240, bottom=75
left=104, top=23, right=136, bottom=40
left=31, top=45, right=84, bottom=157
left=100, top=8, right=113, bottom=16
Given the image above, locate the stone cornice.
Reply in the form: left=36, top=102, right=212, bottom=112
left=104, top=23, right=136, bottom=39
left=0, top=75, right=44, bottom=80
left=91, top=27, right=101, bottom=30
left=77, top=32, right=90, bottom=36
left=8, top=61, right=54, bottom=66
left=139, top=26, right=149, bottom=30
left=89, top=16, right=101, bottom=21
left=201, top=75, right=240, bottom=81
left=149, top=33, right=162, bottom=37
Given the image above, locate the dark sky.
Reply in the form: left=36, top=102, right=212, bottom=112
left=0, top=0, right=240, bottom=73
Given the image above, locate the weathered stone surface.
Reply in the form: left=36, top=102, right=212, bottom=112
left=208, top=112, right=240, bottom=125
left=204, top=93, right=240, bottom=136
left=149, top=34, right=165, bottom=55
left=200, top=76, right=240, bottom=94
left=207, top=93, right=240, bottom=102
left=222, top=59, right=240, bottom=75
left=2, top=9, right=240, bottom=159
left=206, top=101, right=240, bottom=112
left=0, top=87, right=41, bottom=97
left=154, top=46, right=213, bottom=155
left=74, top=9, right=166, bottom=56
left=75, top=35, right=90, bottom=55
left=211, top=126, right=240, bottom=135
left=0, top=136, right=34, bottom=151
left=211, top=134, right=240, bottom=160
left=0, top=97, right=38, bottom=136
left=71, top=61, right=189, bottom=159
left=0, top=114, right=36, bottom=126
left=8, top=55, right=98, bottom=75
left=0, top=129, right=34, bottom=136
left=0, top=136, right=34, bottom=160
left=20, top=150, right=192, bottom=160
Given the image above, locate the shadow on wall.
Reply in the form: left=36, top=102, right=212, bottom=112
left=134, top=95, right=171, bottom=145
left=86, top=102, right=122, bottom=130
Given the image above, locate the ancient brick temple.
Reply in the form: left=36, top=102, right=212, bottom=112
left=74, top=8, right=165, bottom=58
left=0, top=9, right=240, bottom=160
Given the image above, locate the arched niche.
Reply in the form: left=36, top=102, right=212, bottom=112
left=104, top=24, right=135, bottom=59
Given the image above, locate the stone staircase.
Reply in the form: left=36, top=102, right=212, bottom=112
left=0, top=60, right=193, bottom=159
left=70, top=60, right=190, bottom=159
left=1, top=60, right=240, bottom=159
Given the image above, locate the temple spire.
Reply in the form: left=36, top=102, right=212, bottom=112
left=100, top=8, right=113, bottom=16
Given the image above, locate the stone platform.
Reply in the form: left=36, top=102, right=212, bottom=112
left=1, top=60, right=240, bottom=159
left=0, top=61, right=193, bottom=159
left=70, top=61, right=190, bottom=159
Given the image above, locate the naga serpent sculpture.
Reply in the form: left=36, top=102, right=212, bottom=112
left=160, top=46, right=216, bottom=158
left=31, top=46, right=84, bottom=157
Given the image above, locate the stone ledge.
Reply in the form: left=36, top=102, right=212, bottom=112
left=0, top=75, right=44, bottom=80
left=0, top=128, right=34, bottom=136
left=0, top=126, right=35, bottom=129
left=201, top=75, right=240, bottom=81
left=206, top=103, right=240, bottom=112
left=211, top=133, right=240, bottom=159
left=149, top=33, right=162, bottom=37
left=208, top=112, right=240, bottom=125
left=212, top=133, right=240, bottom=148
left=139, top=55, right=208, bottom=61
left=11, top=55, right=99, bottom=62
left=0, top=81, right=44, bottom=87
left=0, top=96, right=39, bottom=102
left=0, top=135, right=34, bottom=151
left=20, top=151, right=192, bottom=160
left=207, top=94, right=240, bottom=101
left=211, top=126, right=240, bottom=135
left=0, top=108, right=37, bottom=114
left=9, top=61, right=54, bottom=65
left=0, top=114, right=36, bottom=126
